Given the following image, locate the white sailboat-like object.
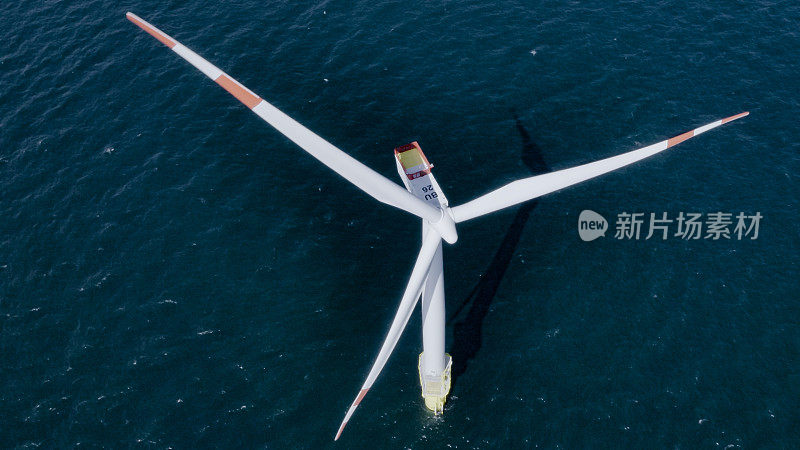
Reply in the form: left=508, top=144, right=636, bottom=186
left=126, top=12, right=749, bottom=441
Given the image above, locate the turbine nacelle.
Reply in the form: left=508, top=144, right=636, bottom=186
left=393, top=141, right=457, bottom=244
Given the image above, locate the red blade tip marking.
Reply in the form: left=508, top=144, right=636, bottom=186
left=335, top=422, right=347, bottom=441
left=126, top=12, right=177, bottom=49
left=722, top=111, right=749, bottom=124
left=334, top=389, right=369, bottom=441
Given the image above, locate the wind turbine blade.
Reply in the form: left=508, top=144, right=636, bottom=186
left=126, top=13, right=442, bottom=225
left=335, top=230, right=442, bottom=441
left=451, top=112, right=749, bottom=223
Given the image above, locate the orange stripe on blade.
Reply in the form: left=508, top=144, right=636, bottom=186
left=667, top=130, right=695, bottom=148
left=722, top=111, right=749, bottom=124
left=126, top=13, right=177, bottom=49
left=215, top=74, right=262, bottom=109
left=354, top=388, right=369, bottom=406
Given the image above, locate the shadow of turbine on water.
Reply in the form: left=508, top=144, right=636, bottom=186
left=448, top=111, right=550, bottom=387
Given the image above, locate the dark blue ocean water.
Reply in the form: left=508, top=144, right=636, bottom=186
left=1, top=0, right=799, bottom=447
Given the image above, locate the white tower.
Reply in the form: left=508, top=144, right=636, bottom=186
left=419, top=222, right=451, bottom=413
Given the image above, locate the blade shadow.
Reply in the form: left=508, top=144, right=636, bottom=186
left=448, top=111, right=550, bottom=386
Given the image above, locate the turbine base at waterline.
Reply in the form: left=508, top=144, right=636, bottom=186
left=418, top=352, right=453, bottom=414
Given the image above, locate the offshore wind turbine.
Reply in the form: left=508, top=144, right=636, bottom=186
left=125, top=12, right=749, bottom=440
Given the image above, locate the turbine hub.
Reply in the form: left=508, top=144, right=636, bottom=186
left=432, top=208, right=458, bottom=244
